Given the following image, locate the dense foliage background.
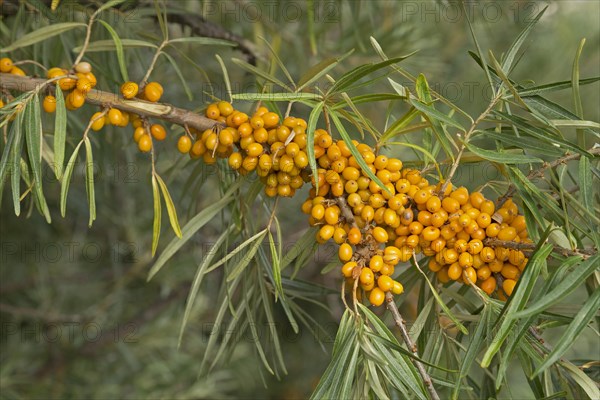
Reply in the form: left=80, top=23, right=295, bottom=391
left=1, top=1, right=599, bottom=399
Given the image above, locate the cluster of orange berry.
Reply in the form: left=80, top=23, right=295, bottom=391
left=195, top=101, right=311, bottom=197
left=1, top=57, right=169, bottom=154
left=201, top=101, right=531, bottom=305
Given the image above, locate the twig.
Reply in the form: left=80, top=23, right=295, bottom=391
left=385, top=292, right=441, bottom=400
left=497, top=146, right=600, bottom=208
left=1, top=73, right=222, bottom=132
left=439, top=92, right=502, bottom=196
left=141, top=41, right=168, bottom=85
left=483, top=237, right=595, bottom=259
left=336, top=196, right=358, bottom=229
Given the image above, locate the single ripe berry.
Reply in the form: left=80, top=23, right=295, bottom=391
left=74, top=61, right=92, bottom=74
left=359, top=267, right=374, bottom=286
left=348, top=227, right=362, bottom=245
left=0, top=58, right=13, bottom=73
left=217, top=101, right=234, bottom=117
left=372, top=227, right=389, bottom=243
left=10, top=66, right=26, bottom=76
left=391, top=281, right=404, bottom=295
left=43, top=95, right=57, bottom=113
left=133, top=127, right=146, bottom=143
left=66, top=89, right=85, bottom=109
left=341, top=261, right=357, bottom=278
left=150, top=124, right=167, bottom=141
left=502, top=279, right=517, bottom=296
left=108, top=108, right=123, bottom=125
left=90, top=112, right=105, bottom=131
left=377, top=275, right=394, bottom=292
left=144, top=82, right=163, bottom=102
left=338, top=243, right=353, bottom=262
left=369, top=287, right=385, bottom=306
left=76, top=76, right=93, bottom=93
left=178, top=136, right=193, bottom=154
left=121, top=81, right=139, bottom=99
left=138, top=134, right=152, bottom=152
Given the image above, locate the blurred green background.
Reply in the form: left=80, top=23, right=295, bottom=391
left=1, top=1, right=598, bottom=398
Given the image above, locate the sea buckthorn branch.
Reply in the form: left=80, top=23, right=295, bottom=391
left=497, top=146, right=600, bottom=208
left=438, top=92, right=503, bottom=196
left=0, top=73, right=221, bottom=132
left=483, top=237, right=595, bottom=260
left=385, top=291, right=441, bottom=400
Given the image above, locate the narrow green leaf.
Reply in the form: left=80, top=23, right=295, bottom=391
left=168, top=37, right=236, bottom=47
left=306, top=102, right=324, bottom=190
left=489, top=50, right=529, bottom=110
left=329, top=56, right=413, bottom=94
left=147, top=179, right=243, bottom=280
left=409, top=98, right=464, bottom=132
left=297, top=50, right=353, bottom=91
left=95, top=0, right=127, bottom=13
left=453, top=306, right=491, bottom=400
left=25, top=94, right=50, bottom=222
left=60, top=141, right=83, bottom=217
left=578, top=156, right=593, bottom=214
left=154, top=174, right=182, bottom=238
left=97, top=20, right=129, bottom=82
left=2, top=22, right=86, bottom=52
left=243, top=297, right=275, bottom=375
left=463, top=2, right=494, bottom=92
left=549, top=119, right=600, bottom=130
left=162, top=52, right=193, bottom=101
left=280, top=227, right=318, bottom=271
left=151, top=175, right=161, bottom=257
left=515, top=77, right=600, bottom=97
left=232, top=92, right=321, bottom=102
left=215, top=54, right=233, bottom=104
left=571, top=39, right=585, bottom=119
left=501, top=6, right=547, bottom=73
left=258, top=36, right=295, bottom=87
left=226, top=230, right=267, bottom=282
left=0, top=116, right=17, bottom=197
left=73, top=39, right=158, bottom=53
left=3, top=113, right=24, bottom=215
left=53, top=87, right=66, bottom=179
left=464, top=141, right=543, bottom=164
left=330, top=111, right=390, bottom=193
left=231, top=58, right=292, bottom=92
left=83, top=137, right=95, bottom=227
left=179, top=226, right=235, bottom=348
left=560, top=361, right=600, bottom=400
left=532, top=288, right=600, bottom=376
left=481, top=244, right=553, bottom=367
left=268, top=226, right=284, bottom=301
left=510, top=254, right=600, bottom=319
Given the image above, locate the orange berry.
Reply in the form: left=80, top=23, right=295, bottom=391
left=144, top=82, right=163, bottom=102
left=369, top=288, right=385, bottom=306
left=341, top=261, right=357, bottom=278
left=0, top=57, right=13, bottom=73
left=121, top=81, right=139, bottom=99
left=90, top=112, right=105, bottom=131
left=348, top=227, right=362, bottom=245
left=106, top=108, right=123, bottom=125
left=502, top=279, right=517, bottom=296
left=177, top=136, right=192, bottom=153
left=42, top=95, right=57, bottom=113
left=150, top=124, right=167, bottom=141
left=480, top=276, right=497, bottom=295
left=339, top=243, right=353, bottom=262
left=138, top=134, right=152, bottom=152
